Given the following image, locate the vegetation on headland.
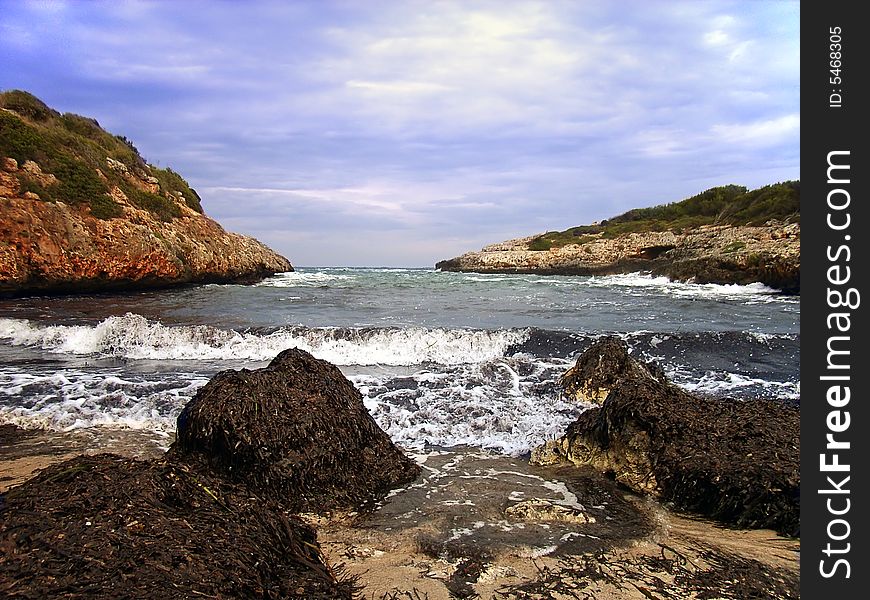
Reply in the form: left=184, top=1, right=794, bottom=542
left=528, top=181, right=800, bottom=250
left=0, top=89, right=203, bottom=220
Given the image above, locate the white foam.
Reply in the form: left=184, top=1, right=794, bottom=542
left=586, top=272, right=792, bottom=302
left=0, top=314, right=797, bottom=454
left=462, top=275, right=514, bottom=282
left=0, top=368, right=206, bottom=433
left=0, top=315, right=529, bottom=366
left=679, top=370, right=800, bottom=399
left=354, top=355, right=584, bottom=456
left=0, top=339, right=581, bottom=454
left=255, top=271, right=351, bottom=287
left=524, top=545, right=558, bottom=558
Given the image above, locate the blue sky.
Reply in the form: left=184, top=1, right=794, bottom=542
left=0, top=0, right=799, bottom=267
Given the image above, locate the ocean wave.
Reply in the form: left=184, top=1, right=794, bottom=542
left=0, top=369, right=205, bottom=433
left=677, top=370, right=800, bottom=400
left=585, top=272, right=792, bottom=302
left=0, top=354, right=580, bottom=456
left=354, top=355, right=583, bottom=456
left=255, top=271, right=352, bottom=287
left=0, top=349, right=798, bottom=453
left=0, top=315, right=530, bottom=366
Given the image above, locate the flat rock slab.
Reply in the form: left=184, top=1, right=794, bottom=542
left=324, top=449, right=654, bottom=560
left=318, top=449, right=799, bottom=600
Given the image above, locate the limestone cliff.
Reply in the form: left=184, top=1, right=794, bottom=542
left=0, top=91, right=292, bottom=296
left=436, top=183, right=800, bottom=293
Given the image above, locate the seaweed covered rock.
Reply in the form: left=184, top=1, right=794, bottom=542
left=0, top=454, right=355, bottom=599
left=532, top=343, right=800, bottom=536
left=170, top=348, right=421, bottom=512
left=560, top=336, right=664, bottom=404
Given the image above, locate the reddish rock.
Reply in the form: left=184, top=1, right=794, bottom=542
left=0, top=189, right=292, bottom=296
left=1, top=92, right=292, bottom=296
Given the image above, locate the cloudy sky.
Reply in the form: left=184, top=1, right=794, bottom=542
left=0, top=0, right=799, bottom=267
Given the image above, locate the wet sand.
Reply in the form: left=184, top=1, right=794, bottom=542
left=1, top=429, right=799, bottom=599
left=316, top=450, right=799, bottom=599
left=0, top=424, right=168, bottom=492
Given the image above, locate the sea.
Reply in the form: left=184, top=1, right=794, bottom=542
left=0, top=268, right=799, bottom=457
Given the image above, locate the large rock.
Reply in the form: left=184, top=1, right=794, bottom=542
left=0, top=349, right=422, bottom=597
left=560, top=336, right=664, bottom=404
left=0, top=195, right=293, bottom=295
left=532, top=342, right=799, bottom=536
left=170, top=348, right=421, bottom=512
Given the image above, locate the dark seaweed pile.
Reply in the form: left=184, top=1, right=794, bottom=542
left=565, top=360, right=800, bottom=535
left=170, top=348, right=421, bottom=513
left=0, top=454, right=356, bottom=599
left=560, top=336, right=665, bottom=401
left=1, top=349, right=422, bottom=598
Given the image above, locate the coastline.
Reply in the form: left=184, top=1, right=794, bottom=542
left=1, top=426, right=799, bottom=599
left=435, top=222, right=801, bottom=294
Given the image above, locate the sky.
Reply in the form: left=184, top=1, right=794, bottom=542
left=0, top=0, right=799, bottom=267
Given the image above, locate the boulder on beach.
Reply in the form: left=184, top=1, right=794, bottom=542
left=559, top=336, right=665, bottom=404
left=0, top=349, right=422, bottom=598
left=532, top=340, right=800, bottom=536
left=0, top=454, right=355, bottom=599
left=169, top=348, right=421, bottom=512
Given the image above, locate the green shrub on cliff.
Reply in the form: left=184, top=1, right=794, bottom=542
left=0, top=89, right=204, bottom=218
left=528, top=182, right=800, bottom=250
left=0, top=110, right=47, bottom=163
left=120, top=181, right=181, bottom=221
left=528, top=236, right=555, bottom=251
left=151, top=166, right=203, bottom=213
left=0, top=90, right=55, bottom=121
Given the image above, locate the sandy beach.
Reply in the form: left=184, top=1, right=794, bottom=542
left=1, top=426, right=799, bottom=599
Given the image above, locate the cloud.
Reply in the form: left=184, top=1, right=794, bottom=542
left=712, top=114, right=800, bottom=146
left=0, top=0, right=800, bottom=266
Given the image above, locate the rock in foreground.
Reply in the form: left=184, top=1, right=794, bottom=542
left=0, top=349, right=422, bottom=597
left=170, top=348, right=421, bottom=512
left=0, top=455, right=354, bottom=599
left=559, top=336, right=665, bottom=404
left=533, top=339, right=800, bottom=535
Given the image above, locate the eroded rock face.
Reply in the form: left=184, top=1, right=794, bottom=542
left=0, top=197, right=293, bottom=295
left=560, top=336, right=664, bottom=404
left=435, top=223, right=800, bottom=292
left=0, top=159, right=292, bottom=296
left=532, top=342, right=800, bottom=535
left=169, top=348, right=421, bottom=513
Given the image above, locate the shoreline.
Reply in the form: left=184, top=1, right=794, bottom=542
left=1, top=426, right=799, bottom=599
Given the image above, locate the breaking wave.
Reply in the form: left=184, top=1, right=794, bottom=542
left=0, top=315, right=530, bottom=366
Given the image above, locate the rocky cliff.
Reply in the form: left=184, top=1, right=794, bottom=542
left=0, top=91, right=292, bottom=296
left=436, top=183, right=800, bottom=293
